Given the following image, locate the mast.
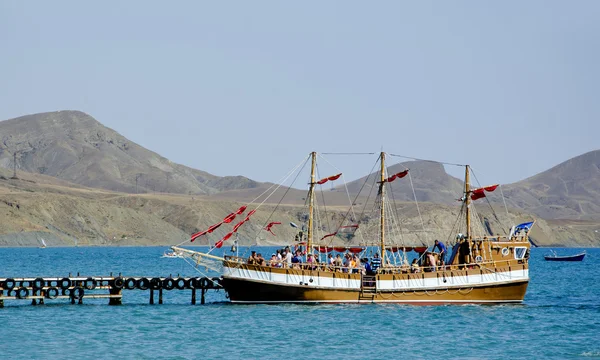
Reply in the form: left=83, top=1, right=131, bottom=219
left=465, top=165, right=471, bottom=240
left=307, top=151, right=317, bottom=255
left=380, top=152, right=386, bottom=265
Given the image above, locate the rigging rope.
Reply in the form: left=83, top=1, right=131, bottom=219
left=389, top=153, right=466, bottom=167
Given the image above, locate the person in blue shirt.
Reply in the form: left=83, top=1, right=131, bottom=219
left=434, top=240, right=447, bottom=264
left=363, top=258, right=374, bottom=275
left=371, top=253, right=381, bottom=273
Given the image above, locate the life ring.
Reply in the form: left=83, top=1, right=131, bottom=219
left=501, top=248, right=509, bottom=256
left=137, top=278, right=150, bottom=290
left=200, top=278, right=209, bottom=289
left=174, top=278, right=187, bottom=290
left=125, top=278, right=137, bottom=290
left=59, top=278, right=71, bottom=290
left=71, top=286, right=85, bottom=300
left=85, top=277, right=97, bottom=290
left=33, top=277, right=45, bottom=290
left=16, top=287, right=29, bottom=299
left=112, top=277, right=124, bottom=289
left=475, top=255, right=483, bottom=263
left=150, top=277, right=162, bottom=290
left=45, top=287, right=59, bottom=299
left=3, top=278, right=16, bottom=291
left=61, top=288, right=71, bottom=296
left=162, top=278, right=175, bottom=290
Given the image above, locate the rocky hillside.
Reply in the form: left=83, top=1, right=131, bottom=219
left=0, top=111, right=260, bottom=195
left=503, top=150, right=600, bottom=220
left=2, top=166, right=595, bottom=247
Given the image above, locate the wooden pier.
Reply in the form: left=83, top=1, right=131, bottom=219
left=0, top=275, right=222, bottom=307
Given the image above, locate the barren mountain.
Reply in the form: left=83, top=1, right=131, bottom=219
left=503, top=150, right=600, bottom=220
left=0, top=111, right=260, bottom=195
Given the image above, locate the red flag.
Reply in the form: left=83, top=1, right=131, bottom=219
left=244, top=209, right=256, bottom=222
left=265, top=221, right=282, bottom=236
left=232, top=220, right=245, bottom=233
left=221, top=232, right=233, bottom=242
left=207, top=222, right=222, bottom=233
left=320, top=232, right=337, bottom=240
left=471, top=188, right=486, bottom=200
left=484, top=184, right=499, bottom=192
left=327, top=173, right=342, bottom=181
left=385, top=170, right=409, bottom=183
left=316, top=173, right=342, bottom=185
left=235, top=206, right=247, bottom=215
left=223, top=213, right=236, bottom=224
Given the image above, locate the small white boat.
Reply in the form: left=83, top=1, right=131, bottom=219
left=162, top=251, right=181, bottom=258
left=39, top=238, right=47, bottom=248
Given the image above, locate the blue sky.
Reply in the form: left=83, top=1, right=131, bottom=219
left=1, top=1, right=598, bottom=186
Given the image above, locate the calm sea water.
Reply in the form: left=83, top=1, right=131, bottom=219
left=0, top=246, right=598, bottom=359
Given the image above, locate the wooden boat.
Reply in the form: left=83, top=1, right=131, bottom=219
left=544, top=251, right=585, bottom=262
left=172, top=152, right=533, bottom=304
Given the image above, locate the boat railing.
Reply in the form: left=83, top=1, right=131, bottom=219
left=223, top=257, right=526, bottom=275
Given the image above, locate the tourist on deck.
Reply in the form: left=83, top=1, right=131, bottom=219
left=426, top=251, right=437, bottom=272
left=306, top=253, right=316, bottom=270
left=257, top=253, right=267, bottom=266
left=371, top=253, right=381, bottom=273
left=276, top=249, right=283, bottom=262
left=352, top=255, right=361, bottom=274
left=292, top=250, right=302, bottom=269
left=411, top=259, right=420, bottom=273
left=334, top=254, right=343, bottom=272
left=363, top=258, right=374, bottom=275
left=247, top=251, right=258, bottom=265
left=285, top=249, right=293, bottom=268
left=327, top=254, right=335, bottom=270
left=434, top=240, right=447, bottom=265
left=269, top=254, right=279, bottom=267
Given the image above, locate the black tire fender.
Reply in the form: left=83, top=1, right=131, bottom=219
left=16, top=287, right=29, bottom=299
left=85, top=277, right=97, bottom=290
left=59, top=278, right=71, bottom=290
left=3, top=278, right=16, bottom=291
left=137, top=278, right=150, bottom=291
left=150, top=277, right=162, bottom=290
left=45, top=287, right=59, bottom=299
left=112, top=277, right=124, bottom=289
left=125, top=278, right=137, bottom=290
left=174, top=278, right=187, bottom=290
left=33, top=277, right=45, bottom=290
left=162, top=277, right=175, bottom=290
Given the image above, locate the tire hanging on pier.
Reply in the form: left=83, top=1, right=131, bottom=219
left=150, top=277, right=162, bottom=290
left=112, top=277, right=124, bottom=289
left=85, top=277, right=97, bottom=290
left=46, top=287, right=59, bottom=299
left=3, top=278, right=15, bottom=291
left=59, top=278, right=71, bottom=290
left=33, top=277, right=45, bottom=290
left=191, top=277, right=202, bottom=289
left=125, top=278, right=137, bottom=290
left=175, top=278, right=188, bottom=290
left=16, top=287, right=29, bottom=299
left=162, top=278, right=175, bottom=291
left=136, top=278, right=150, bottom=290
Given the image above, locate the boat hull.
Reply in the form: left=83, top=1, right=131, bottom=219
left=544, top=253, right=585, bottom=262
left=220, top=276, right=529, bottom=304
